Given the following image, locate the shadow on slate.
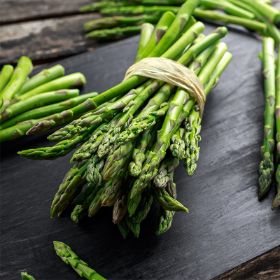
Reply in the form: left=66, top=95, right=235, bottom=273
left=0, top=25, right=280, bottom=280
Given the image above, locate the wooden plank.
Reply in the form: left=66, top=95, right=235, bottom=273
left=0, top=14, right=102, bottom=65
left=215, top=246, right=280, bottom=280
left=0, top=0, right=91, bottom=23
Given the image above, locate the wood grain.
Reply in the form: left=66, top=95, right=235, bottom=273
left=215, top=247, right=280, bottom=280
left=0, top=0, right=91, bottom=23
left=0, top=14, right=101, bottom=65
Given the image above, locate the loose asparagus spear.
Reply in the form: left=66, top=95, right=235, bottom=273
left=0, top=65, right=14, bottom=92
left=100, top=5, right=179, bottom=16
left=21, top=272, right=36, bottom=280
left=0, top=89, right=79, bottom=122
left=258, top=37, right=276, bottom=200
left=273, top=46, right=280, bottom=209
left=1, top=56, right=33, bottom=104
left=16, top=64, right=65, bottom=96
left=84, top=14, right=159, bottom=32
left=18, top=73, right=86, bottom=100
left=53, top=241, right=106, bottom=280
left=193, top=8, right=267, bottom=34
left=200, top=0, right=255, bottom=19
left=86, top=26, right=141, bottom=40
left=0, top=92, right=98, bottom=129
left=136, top=23, right=155, bottom=61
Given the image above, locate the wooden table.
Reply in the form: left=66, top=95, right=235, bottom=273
left=0, top=1, right=279, bottom=279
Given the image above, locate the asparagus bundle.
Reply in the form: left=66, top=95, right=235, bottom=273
left=81, top=0, right=280, bottom=43
left=20, top=7, right=232, bottom=236
left=0, top=57, right=91, bottom=143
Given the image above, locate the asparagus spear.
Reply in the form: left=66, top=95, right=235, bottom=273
left=170, top=128, right=186, bottom=160
left=0, top=92, right=98, bottom=129
left=153, top=156, right=179, bottom=188
left=200, top=0, right=255, bottom=19
left=50, top=164, right=87, bottom=218
left=135, top=11, right=176, bottom=61
left=18, top=73, right=86, bottom=101
left=136, top=23, right=155, bottom=61
left=86, top=26, right=142, bottom=40
left=193, top=8, right=267, bottom=34
left=53, top=241, right=106, bottom=280
left=16, top=64, right=65, bottom=96
left=112, top=195, right=127, bottom=224
left=100, top=5, right=179, bottom=16
left=273, top=46, right=280, bottom=209
left=241, top=0, right=280, bottom=25
left=21, top=272, right=36, bottom=280
left=0, top=65, right=14, bottom=92
left=1, top=56, right=33, bottom=103
left=0, top=89, right=79, bottom=122
left=129, top=128, right=156, bottom=177
left=84, top=14, right=159, bottom=31
left=258, top=37, right=276, bottom=200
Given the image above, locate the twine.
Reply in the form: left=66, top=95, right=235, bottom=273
left=124, top=57, right=205, bottom=115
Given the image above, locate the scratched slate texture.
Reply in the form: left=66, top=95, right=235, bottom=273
left=0, top=26, right=280, bottom=280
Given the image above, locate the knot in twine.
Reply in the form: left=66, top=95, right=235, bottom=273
left=124, top=57, right=205, bottom=115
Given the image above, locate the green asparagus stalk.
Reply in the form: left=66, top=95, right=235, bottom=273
left=0, top=65, right=14, bottom=92
left=0, top=92, right=98, bottom=129
left=50, top=164, right=87, bottom=218
left=84, top=14, right=159, bottom=32
left=1, top=56, right=33, bottom=103
left=16, top=64, right=65, bottom=96
left=154, top=188, right=189, bottom=212
left=86, top=26, right=142, bottom=40
left=0, top=89, right=79, bottom=122
left=273, top=46, right=280, bottom=209
left=170, top=128, right=186, bottom=160
left=136, top=11, right=176, bottom=60
left=48, top=87, right=142, bottom=142
left=18, top=131, right=91, bottom=159
left=100, top=176, right=124, bottom=206
left=80, top=1, right=120, bottom=12
left=112, top=195, right=127, bottom=224
left=136, top=23, right=155, bottom=61
left=21, top=272, right=36, bottom=280
left=100, top=5, right=179, bottom=16
left=241, top=0, right=280, bottom=25
left=258, top=37, right=276, bottom=200
left=18, top=73, right=86, bottom=101
left=53, top=241, right=106, bottom=280
left=129, top=128, right=156, bottom=177
left=200, top=0, right=255, bottom=19
left=153, top=156, right=179, bottom=188
left=193, top=8, right=267, bottom=34
left=126, top=193, right=153, bottom=237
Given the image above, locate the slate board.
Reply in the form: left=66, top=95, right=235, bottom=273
left=1, top=26, right=280, bottom=280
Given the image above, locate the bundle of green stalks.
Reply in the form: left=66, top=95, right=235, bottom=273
left=258, top=37, right=280, bottom=209
left=0, top=57, right=94, bottom=143
left=80, top=0, right=280, bottom=43
left=19, top=4, right=232, bottom=237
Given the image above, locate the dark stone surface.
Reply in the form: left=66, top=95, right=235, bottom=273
left=1, top=27, right=280, bottom=280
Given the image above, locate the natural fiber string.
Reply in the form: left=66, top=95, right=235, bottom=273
left=124, top=57, right=205, bottom=115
